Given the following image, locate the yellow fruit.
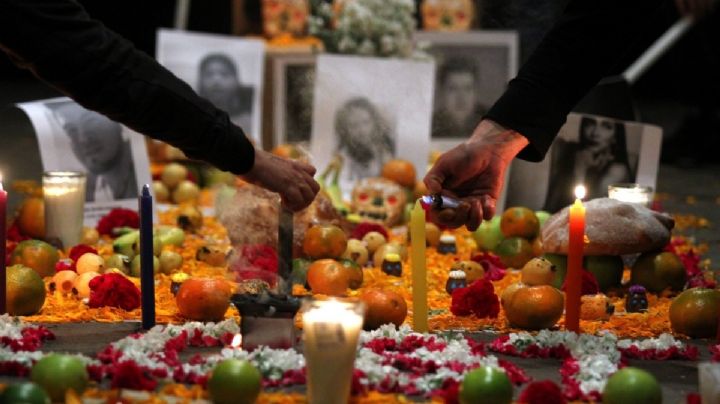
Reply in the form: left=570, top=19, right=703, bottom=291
left=500, top=282, right=526, bottom=310
left=76, top=253, right=105, bottom=275
left=50, top=270, right=78, bottom=294
left=381, top=159, right=416, bottom=188
left=16, top=197, right=45, bottom=239
left=451, top=260, right=485, bottom=283
left=362, top=231, right=387, bottom=255
left=7, top=264, right=46, bottom=315
left=520, top=257, right=557, bottom=286
left=341, top=239, right=369, bottom=267
left=580, top=294, right=613, bottom=321
left=72, top=272, right=100, bottom=299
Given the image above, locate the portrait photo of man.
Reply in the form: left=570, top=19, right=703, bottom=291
left=432, top=56, right=489, bottom=139
left=47, top=101, right=138, bottom=202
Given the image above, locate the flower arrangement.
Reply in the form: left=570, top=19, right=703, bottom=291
left=309, top=0, right=417, bottom=57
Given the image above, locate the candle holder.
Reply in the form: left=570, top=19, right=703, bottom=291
left=42, top=171, right=86, bottom=250
left=608, top=183, right=653, bottom=207
left=301, top=298, right=365, bottom=404
left=231, top=292, right=302, bottom=352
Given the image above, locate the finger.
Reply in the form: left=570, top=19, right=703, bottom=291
left=423, top=171, right=445, bottom=194
left=281, top=188, right=303, bottom=212
left=298, top=183, right=316, bottom=206
left=306, top=176, right=321, bottom=194
left=437, top=202, right=470, bottom=229
left=296, top=161, right=317, bottom=176
left=466, top=199, right=482, bottom=232
left=481, top=195, right=496, bottom=220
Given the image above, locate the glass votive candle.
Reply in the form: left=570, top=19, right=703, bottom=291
left=301, top=298, right=365, bottom=404
left=608, top=183, right=653, bottom=207
left=699, top=362, right=720, bottom=403
left=43, top=171, right=86, bottom=249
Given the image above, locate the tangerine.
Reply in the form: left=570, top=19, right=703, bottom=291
left=176, top=278, right=232, bottom=322
left=500, top=207, right=539, bottom=239
left=306, top=259, right=350, bottom=296
left=381, top=159, right=416, bottom=188
left=10, top=239, right=59, bottom=278
left=302, top=224, right=348, bottom=260
left=341, top=259, right=364, bottom=289
left=16, top=197, right=45, bottom=239
left=505, top=285, right=564, bottom=330
left=359, top=288, right=408, bottom=330
left=7, top=264, right=46, bottom=316
left=669, top=287, right=720, bottom=338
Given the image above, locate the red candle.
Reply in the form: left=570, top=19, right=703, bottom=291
left=565, top=185, right=586, bottom=333
left=0, top=179, right=7, bottom=314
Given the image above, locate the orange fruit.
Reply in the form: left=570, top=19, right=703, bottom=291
left=500, top=282, right=526, bottom=310
left=494, top=237, right=534, bottom=269
left=16, top=197, right=45, bottom=239
left=302, top=224, right=348, bottom=259
left=669, top=288, right=720, bottom=338
left=10, top=239, right=59, bottom=278
left=413, top=180, right=428, bottom=201
left=381, top=159, right=416, bottom=188
left=176, top=278, right=232, bottom=321
left=504, top=285, right=564, bottom=330
left=7, top=264, right=46, bottom=316
left=359, top=288, right=408, bottom=330
left=341, top=259, right=364, bottom=290
left=500, top=207, right=540, bottom=239
left=306, top=259, right=350, bottom=296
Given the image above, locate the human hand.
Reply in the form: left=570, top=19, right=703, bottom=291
left=423, top=120, right=528, bottom=231
left=675, top=0, right=715, bottom=18
left=242, top=149, right=320, bottom=211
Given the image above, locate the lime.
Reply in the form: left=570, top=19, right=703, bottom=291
left=585, top=255, right=624, bottom=292
left=290, top=258, right=311, bottom=286
left=473, top=216, right=504, bottom=252
left=495, top=237, right=534, bottom=269
left=535, top=210, right=551, bottom=228
left=459, top=366, right=513, bottom=404
left=7, top=264, right=46, bottom=316
left=208, top=359, right=262, bottom=404
left=0, top=382, right=50, bottom=404
left=603, top=367, right=662, bottom=404
left=631, top=251, right=686, bottom=293
left=31, top=354, right=88, bottom=402
left=500, top=207, right=539, bottom=239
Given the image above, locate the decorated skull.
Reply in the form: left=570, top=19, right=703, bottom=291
left=351, top=177, right=407, bottom=226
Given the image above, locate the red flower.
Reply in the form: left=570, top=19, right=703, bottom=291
left=450, top=278, right=500, bottom=319
left=430, top=378, right=460, bottom=404
left=350, top=222, right=389, bottom=240
left=471, top=252, right=507, bottom=281
left=55, top=259, right=75, bottom=273
left=519, top=380, right=566, bottom=404
left=561, top=270, right=599, bottom=296
left=6, top=220, right=29, bottom=242
left=69, top=244, right=98, bottom=263
left=5, top=240, right=17, bottom=266
left=88, top=273, right=141, bottom=311
left=110, top=361, right=158, bottom=390
left=96, top=208, right=139, bottom=235
left=687, top=393, right=701, bottom=404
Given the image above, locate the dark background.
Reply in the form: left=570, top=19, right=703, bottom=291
left=1, top=0, right=718, bottom=163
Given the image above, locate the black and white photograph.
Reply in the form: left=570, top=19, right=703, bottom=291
left=272, top=54, right=316, bottom=146
left=415, top=31, right=518, bottom=150
left=505, top=113, right=662, bottom=212
left=156, top=29, right=265, bottom=142
left=17, top=97, right=153, bottom=225
left=310, top=55, right=435, bottom=194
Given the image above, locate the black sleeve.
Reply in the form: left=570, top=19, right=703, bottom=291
left=485, top=0, right=664, bottom=162
left=0, top=0, right=255, bottom=174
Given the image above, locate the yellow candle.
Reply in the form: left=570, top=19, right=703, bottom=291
left=410, top=200, right=428, bottom=332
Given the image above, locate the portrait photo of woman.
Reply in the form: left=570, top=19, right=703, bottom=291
left=544, top=116, right=634, bottom=212
left=197, top=53, right=255, bottom=134
left=334, top=97, right=395, bottom=181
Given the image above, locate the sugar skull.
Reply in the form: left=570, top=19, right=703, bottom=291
left=351, top=177, right=407, bottom=227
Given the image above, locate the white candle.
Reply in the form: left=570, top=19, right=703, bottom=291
left=302, top=299, right=365, bottom=404
left=43, top=172, right=86, bottom=249
left=607, top=183, right=653, bottom=206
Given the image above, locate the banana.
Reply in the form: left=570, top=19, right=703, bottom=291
left=319, top=155, right=349, bottom=215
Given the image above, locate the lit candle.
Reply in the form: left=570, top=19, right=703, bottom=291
left=42, top=171, right=86, bottom=249
left=608, top=183, right=653, bottom=206
left=139, top=184, right=155, bottom=330
left=301, top=299, right=365, bottom=404
left=410, top=200, right=428, bottom=333
left=566, top=185, right=586, bottom=333
left=0, top=176, right=7, bottom=314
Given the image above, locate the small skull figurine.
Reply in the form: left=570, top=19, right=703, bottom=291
left=625, top=285, right=649, bottom=313
left=351, top=177, right=407, bottom=227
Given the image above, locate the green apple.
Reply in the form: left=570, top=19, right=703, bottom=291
left=535, top=210, right=551, bottom=228
left=104, top=254, right=131, bottom=275
left=159, top=251, right=183, bottom=274
left=603, top=367, right=661, bottom=404
left=31, top=354, right=88, bottom=402
left=473, top=216, right=504, bottom=252
left=585, top=255, right=624, bottom=292
left=459, top=366, right=512, bottom=404
left=130, top=255, right=160, bottom=277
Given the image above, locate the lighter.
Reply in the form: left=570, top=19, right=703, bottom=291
left=421, top=194, right=462, bottom=210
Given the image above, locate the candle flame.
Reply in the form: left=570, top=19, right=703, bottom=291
left=574, top=185, right=586, bottom=200
left=230, top=333, right=242, bottom=349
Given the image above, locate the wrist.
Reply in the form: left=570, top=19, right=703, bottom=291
left=466, top=119, right=529, bottom=162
